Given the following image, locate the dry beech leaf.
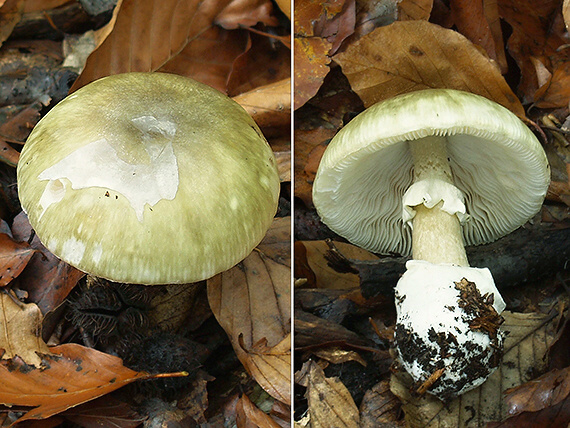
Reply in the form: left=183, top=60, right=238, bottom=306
left=359, top=380, right=405, bottom=427
left=390, top=311, right=558, bottom=427
left=450, top=0, right=502, bottom=69
left=564, top=0, right=570, bottom=30
left=504, top=366, right=570, bottom=416
left=0, top=343, right=183, bottom=424
left=293, top=37, right=332, bottom=110
left=296, top=360, right=360, bottom=428
left=0, top=0, right=24, bottom=47
left=297, top=241, right=378, bottom=290
left=0, top=292, right=50, bottom=366
left=236, top=386, right=285, bottom=428
left=233, top=78, right=291, bottom=132
left=398, top=0, right=433, bottom=21
left=0, top=233, right=36, bottom=287
left=334, top=20, right=524, bottom=116
left=12, top=212, right=83, bottom=315
left=215, top=0, right=278, bottom=29
left=207, top=218, right=291, bottom=404
left=294, top=128, right=336, bottom=207
left=70, top=0, right=262, bottom=93
left=312, top=347, right=367, bottom=366
left=257, top=216, right=291, bottom=267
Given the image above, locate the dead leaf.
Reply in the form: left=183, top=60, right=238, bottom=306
left=177, top=370, right=215, bottom=425
left=233, top=78, right=291, bottom=133
left=0, top=233, right=36, bottom=286
left=61, top=395, right=145, bottom=428
left=390, top=311, right=558, bottom=427
left=215, top=0, right=278, bottom=29
left=12, top=212, right=84, bottom=315
left=257, top=216, right=291, bottom=267
left=296, top=360, right=360, bottom=428
left=312, top=347, right=367, bottom=366
left=296, top=241, right=378, bottom=290
left=564, top=0, right=570, bottom=30
left=398, top=0, right=433, bottom=21
left=498, top=0, right=565, bottom=105
left=0, top=291, right=50, bottom=366
left=0, top=343, right=184, bottom=424
left=504, top=367, right=570, bottom=416
left=0, top=0, right=24, bottom=47
left=333, top=20, right=525, bottom=116
left=70, top=0, right=273, bottom=93
left=294, top=128, right=335, bottom=207
left=227, top=33, right=291, bottom=97
left=207, top=218, right=291, bottom=404
left=293, top=37, right=332, bottom=110
left=359, top=380, right=404, bottom=427
left=450, top=0, right=506, bottom=72
left=236, top=388, right=284, bottom=428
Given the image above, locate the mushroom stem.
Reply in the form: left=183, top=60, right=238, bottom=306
left=408, top=137, right=468, bottom=266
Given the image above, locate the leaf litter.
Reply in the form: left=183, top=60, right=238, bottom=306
left=294, top=1, right=570, bottom=426
left=0, top=0, right=291, bottom=425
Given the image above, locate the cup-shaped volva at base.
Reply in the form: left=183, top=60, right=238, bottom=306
left=394, top=260, right=506, bottom=400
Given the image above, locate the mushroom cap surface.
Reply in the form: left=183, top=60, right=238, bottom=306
left=312, top=89, right=550, bottom=256
left=18, top=72, right=280, bottom=284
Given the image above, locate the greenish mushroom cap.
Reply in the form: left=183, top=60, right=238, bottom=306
left=17, top=72, right=280, bottom=285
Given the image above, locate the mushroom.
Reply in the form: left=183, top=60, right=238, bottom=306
left=312, top=89, right=550, bottom=399
left=17, top=72, right=280, bottom=285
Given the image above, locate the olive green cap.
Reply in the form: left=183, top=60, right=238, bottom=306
left=18, top=72, right=280, bottom=284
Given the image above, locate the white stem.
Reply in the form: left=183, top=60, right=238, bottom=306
left=409, top=137, right=468, bottom=266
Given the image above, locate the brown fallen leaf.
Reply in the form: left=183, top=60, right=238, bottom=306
left=0, top=233, right=36, bottom=287
left=12, top=212, right=84, bottom=315
left=296, top=360, right=360, bottom=428
left=359, top=380, right=405, bottom=427
left=0, top=291, right=50, bottom=366
left=293, top=37, right=332, bottom=110
left=257, top=216, right=291, bottom=267
left=236, top=386, right=285, bottom=428
left=0, top=343, right=186, bottom=424
left=334, top=20, right=524, bottom=116
left=233, top=78, right=291, bottom=133
left=215, top=0, right=278, bottom=29
left=398, top=0, right=432, bottom=21
left=296, top=241, right=378, bottom=290
left=207, top=218, right=291, bottom=404
left=0, top=0, right=24, bottom=47
left=71, top=0, right=282, bottom=93
left=450, top=0, right=505, bottom=72
left=504, top=367, right=570, bottom=417
left=498, top=0, right=566, bottom=106
left=312, top=347, right=367, bottom=367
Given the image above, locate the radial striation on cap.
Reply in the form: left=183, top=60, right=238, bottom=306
left=17, top=72, right=280, bottom=285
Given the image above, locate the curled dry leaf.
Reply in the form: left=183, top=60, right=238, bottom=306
left=70, top=0, right=267, bottom=93
left=296, top=360, right=360, bottom=428
left=0, top=292, right=50, bottom=366
left=296, top=241, right=378, bottom=290
left=334, top=20, right=524, bottom=116
left=215, top=0, right=279, bottom=30
left=0, top=343, right=184, bottom=424
left=390, top=311, right=558, bottom=427
left=504, top=366, right=570, bottom=416
left=359, top=380, right=404, bottom=428
left=12, top=212, right=84, bottom=315
left=0, top=0, right=24, bottom=47
left=0, top=232, right=36, bottom=287
left=207, top=217, right=291, bottom=405
left=233, top=78, right=291, bottom=133
left=236, top=388, right=284, bottom=428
